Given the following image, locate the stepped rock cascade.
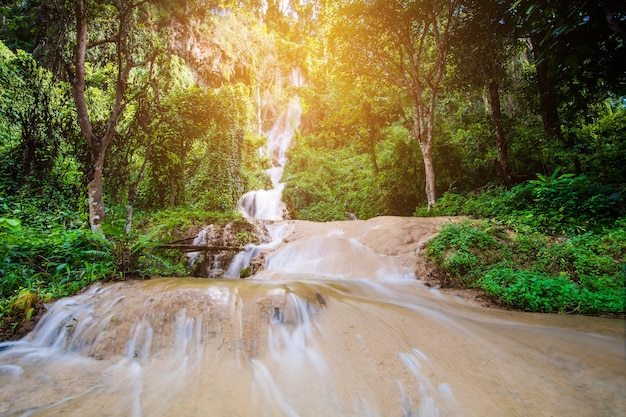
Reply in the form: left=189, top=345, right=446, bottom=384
left=222, top=97, right=301, bottom=278
left=1, top=217, right=625, bottom=417
left=240, top=96, right=301, bottom=221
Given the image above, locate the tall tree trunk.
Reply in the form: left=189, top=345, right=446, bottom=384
left=88, top=152, right=106, bottom=231
left=69, top=0, right=133, bottom=231
left=413, top=104, right=436, bottom=209
left=488, top=80, right=511, bottom=186
left=531, top=35, right=563, bottom=141
left=71, top=0, right=106, bottom=232
left=421, top=142, right=436, bottom=209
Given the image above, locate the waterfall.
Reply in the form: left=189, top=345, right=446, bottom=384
left=223, top=96, right=302, bottom=278
left=184, top=96, right=301, bottom=278
left=240, top=96, right=302, bottom=221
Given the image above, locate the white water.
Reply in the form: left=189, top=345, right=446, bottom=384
left=224, top=95, right=302, bottom=278
left=240, top=96, right=301, bottom=221
left=1, top=218, right=625, bottom=417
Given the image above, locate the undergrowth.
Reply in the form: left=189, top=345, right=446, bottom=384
left=422, top=172, right=626, bottom=314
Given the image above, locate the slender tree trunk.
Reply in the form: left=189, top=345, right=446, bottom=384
left=421, top=142, right=436, bottom=209
left=488, top=80, right=511, bottom=186
left=413, top=104, right=436, bottom=209
left=125, top=191, right=135, bottom=234
left=69, top=0, right=133, bottom=231
left=88, top=152, right=106, bottom=232
left=71, top=0, right=106, bottom=232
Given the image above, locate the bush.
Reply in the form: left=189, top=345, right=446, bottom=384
left=283, top=127, right=420, bottom=221
left=426, top=219, right=626, bottom=314
left=476, top=268, right=624, bottom=314
left=417, top=169, right=624, bottom=235
left=0, top=221, right=114, bottom=300
left=425, top=220, right=511, bottom=286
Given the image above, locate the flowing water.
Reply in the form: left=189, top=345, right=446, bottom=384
left=1, top=98, right=625, bottom=416
left=0, top=217, right=624, bottom=417
left=239, top=96, right=302, bottom=221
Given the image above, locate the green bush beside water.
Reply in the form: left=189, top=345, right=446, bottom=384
left=422, top=174, right=625, bottom=314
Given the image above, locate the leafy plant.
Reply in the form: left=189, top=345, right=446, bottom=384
left=476, top=268, right=624, bottom=314
left=426, top=220, right=510, bottom=286
left=426, top=218, right=626, bottom=314
left=417, top=171, right=624, bottom=235
left=101, top=223, right=185, bottom=279
left=0, top=217, right=21, bottom=232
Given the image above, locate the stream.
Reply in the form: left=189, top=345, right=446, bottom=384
left=1, top=218, right=624, bottom=417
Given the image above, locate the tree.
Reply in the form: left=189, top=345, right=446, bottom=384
left=332, top=0, right=459, bottom=208
left=0, top=0, right=39, bottom=51
left=451, top=0, right=520, bottom=186
left=210, top=11, right=282, bottom=134
left=512, top=0, right=626, bottom=142
left=0, top=41, right=80, bottom=200
left=35, top=0, right=162, bottom=230
left=138, top=84, right=253, bottom=212
left=60, top=0, right=163, bottom=231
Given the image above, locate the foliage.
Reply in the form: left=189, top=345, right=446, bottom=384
left=0, top=206, right=256, bottom=337
left=476, top=267, right=624, bottom=314
left=100, top=223, right=185, bottom=279
left=425, top=218, right=626, bottom=314
left=283, top=143, right=377, bottom=221
left=0, top=41, right=83, bottom=204
left=425, top=220, right=510, bottom=286
left=564, top=101, right=626, bottom=184
left=422, top=169, right=625, bottom=314
left=137, top=84, right=255, bottom=212
left=133, top=207, right=249, bottom=244
left=0, top=220, right=114, bottom=316
left=417, top=168, right=624, bottom=235
left=283, top=124, right=420, bottom=221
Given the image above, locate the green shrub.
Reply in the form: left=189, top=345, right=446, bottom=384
left=476, top=268, right=624, bottom=314
left=426, top=218, right=626, bottom=314
left=477, top=269, right=577, bottom=312
left=426, top=220, right=510, bottom=285
left=0, top=225, right=113, bottom=296
left=417, top=169, right=624, bottom=235
left=414, top=191, right=466, bottom=217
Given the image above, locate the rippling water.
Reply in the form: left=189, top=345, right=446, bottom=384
left=1, top=217, right=624, bottom=417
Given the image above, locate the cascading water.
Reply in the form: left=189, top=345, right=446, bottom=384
left=240, top=96, right=301, bottom=221
left=223, top=96, right=302, bottom=278
left=1, top=217, right=625, bottom=416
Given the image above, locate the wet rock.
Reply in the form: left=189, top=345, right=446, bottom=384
left=315, top=293, right=326, bottom=306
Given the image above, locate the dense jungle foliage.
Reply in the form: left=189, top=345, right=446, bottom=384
left=1, top=0, right=625, bottom=336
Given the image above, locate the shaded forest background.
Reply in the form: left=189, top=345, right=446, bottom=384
left=1, top=0, right=624, bottom=328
